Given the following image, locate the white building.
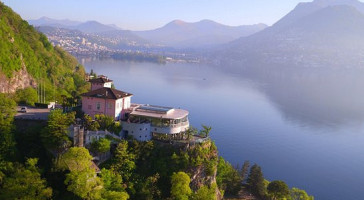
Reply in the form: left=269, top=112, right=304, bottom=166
left=121, top=104, right=189, bottom=141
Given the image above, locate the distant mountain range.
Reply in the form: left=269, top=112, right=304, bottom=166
left=29, top=17, right=121, bottom=33
left=134, top=20, right=267, bottom=48
left=28, top=17, right=267, bottom=49
left=219, top=0, right=364, bottom=68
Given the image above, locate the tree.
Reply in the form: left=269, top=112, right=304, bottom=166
left=14, top=87, right=38, bottom=106
left=291, top=187, right=314, bottom=200
left=102, top=190, right=129, bottom=200
left=64, top=168, right=103, bottom=200
left=95, top=114, right=114, bottom=131
left=216, top=157, right=242, bottom=195
left=170, top=172, right=192, bottom=200
left=59, top=147, right=104, bottom=200
left=192, top=183, right=217, bottom=200
left=247, top=164, right=266, bottom=198
left=267, top=180, right=290, bottom=200
left=186, top=127, right=197, bottom=141
left=137, top=173, right=161, bottom=200
left=58, top=147, right=93, bottom=172
left=91, top=138, right=111, bottom=153
left=111, top=141, right=136, bottom=182
left=0, top=158, right=52, bottom=200
left=41, top=109, right=75, bottom=150
left=100, top=168, right=125, bottom=192
left=0, top=93, right=16, bottom=160
left=84, top=114, right=100, bottom=131
left=241, top=160, right=250, bottom=183
left=99, top=169, right=129, bottom=200
left=200, top=125, right=212, bottom=138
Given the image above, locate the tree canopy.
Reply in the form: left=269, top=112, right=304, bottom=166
left=247, top=164, right=266, bottom=198
left=91, top=138, right=111, bottom=153
left=0, top=158, right=52, bottom=200
left=267, top=180, right=290, bottom=200
left=291, top=187, right=314, bottom=200
left=41, top=109, right=75, bottom=150
left=0, top=93, right=16, bottom=160
left=170, top=172, right=192, bottom=200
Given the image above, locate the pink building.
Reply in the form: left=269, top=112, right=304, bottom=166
left=81, top=81, right=132, bottom=120
left=89, top=77, right=113, bottom=91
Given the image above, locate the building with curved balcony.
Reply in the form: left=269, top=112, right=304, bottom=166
left=121, top=104, right=189, bottom=141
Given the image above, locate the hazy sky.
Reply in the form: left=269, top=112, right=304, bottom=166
left=3, top=0, right=314, bottom=30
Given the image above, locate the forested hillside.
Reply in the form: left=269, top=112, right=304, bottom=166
left=0, top=2, right=88, bottom=99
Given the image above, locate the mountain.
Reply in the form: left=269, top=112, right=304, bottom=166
left=220, top=0, right=364, bottom=68
left=74, top=20, right=119, bottom=33
left=38, top=26, right=149, bottom=53
left=28, top=17, right=120, bottom=33
left=134, top=19, right=267, bottom=48
left=274, top=0, right=364, bottom=28
left=28, top=16, right=82, bottom=27
left=0, top=2, right=88, bottom=96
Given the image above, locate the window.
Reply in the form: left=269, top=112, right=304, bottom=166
left=96, top=102, right=101, bottom=110
left=108, top=103, right=112, bottom=109
left=88, top=105, right=92, bottom=110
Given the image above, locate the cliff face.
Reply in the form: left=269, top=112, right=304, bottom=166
left=0, top=55, right=36, bottom=93
left=187, top=141, right=222, bottom=200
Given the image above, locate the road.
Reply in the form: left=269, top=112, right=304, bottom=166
left=15, top=106, right=51, bottom=121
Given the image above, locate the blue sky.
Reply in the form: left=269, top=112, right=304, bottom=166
left=3, top=0, right=314, bottom=30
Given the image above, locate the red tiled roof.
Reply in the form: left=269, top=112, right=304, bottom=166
left=81, top=87, right=132, bottom=100
left=89, top=77, right=113, bottom=84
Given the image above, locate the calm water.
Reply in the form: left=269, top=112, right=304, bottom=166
left=80, top=57, right=364, bottom=200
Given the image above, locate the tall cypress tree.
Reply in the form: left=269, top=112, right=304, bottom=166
left=247, top=164, right=266, bottom=198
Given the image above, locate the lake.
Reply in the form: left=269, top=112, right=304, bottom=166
left=80, top=57, right=364, bottom=200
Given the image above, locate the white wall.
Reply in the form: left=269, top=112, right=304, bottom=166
left=104, top=82, right=112, bottom=88
left=121, top=122, right=152, bottom=141
left=123, top=97, right=131, bottom=109
left=115, top=98, right=124, bottom=120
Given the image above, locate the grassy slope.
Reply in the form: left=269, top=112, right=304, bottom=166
left=0, top=2, right=88, bottom=100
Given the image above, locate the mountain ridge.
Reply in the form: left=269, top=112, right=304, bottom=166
left=219, top=1, right=364, bottom=68
left=134, top=19, right=267, bottom=48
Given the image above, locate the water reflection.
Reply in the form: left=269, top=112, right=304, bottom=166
left=79, top=57, right=364, bottom=200
left=232, top=67, right=364, bottom=130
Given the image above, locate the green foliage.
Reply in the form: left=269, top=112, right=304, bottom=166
left=100, top=168, right=125, bottom=192
left=247, top=164, right=266, bottom=198
left=41, top=109, right=75, bottom=150
left=0, top=93, right=16, bottom=160
left=58, top=147, right=93, bottom=172
left=111, top=141, right=136, bottom=182
left=170, top=172, right=192, bottom=200
left=14, top=87, right=38, bottom=106
left=241, top=160, right=250, bottom=183
left=267, top=180, right=290, bottom=200
left=136, top=173, right=162, bottom=200
left=84, top=114, right=100, bottom=131
left=0, top=2, right=88, bottom=101
left=291, top=187, right=314, bottom=200
left=216, top=157, right=242, bottom=195
left=192, top=183, right=217, bottom=200
left=64, top=168, right=103, bottom=200
left=102, top=190, right=129, bottom=200
left=59, top=147, right=103, bottom=199
left=0, top=158, right=52, bottom=200
left=95, top=114, right=114, bottom=131
left=199, top=125, right=212, bottom=137
left=90, top=138, right=111, bottom=153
